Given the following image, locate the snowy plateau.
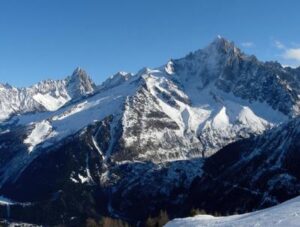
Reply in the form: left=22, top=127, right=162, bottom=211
left=0, top=37, right=300, bottom=226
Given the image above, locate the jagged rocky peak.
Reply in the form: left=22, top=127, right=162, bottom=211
left=100, top=71, right=133, bottom=89
left=172, top=36, right=241, bottom=81
left=208, top=35, right=237, bottom=52
left=70, top=67, right=89, bottom=80
left=67, top=67, right=96, bottom=98
left=186, top=36, right=241, bottom=62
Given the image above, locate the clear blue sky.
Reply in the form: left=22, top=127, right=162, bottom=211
left=1, top=0, right=300, bottom=87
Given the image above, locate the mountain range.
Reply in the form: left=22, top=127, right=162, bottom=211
left=0, top=37, right=300, bottom=226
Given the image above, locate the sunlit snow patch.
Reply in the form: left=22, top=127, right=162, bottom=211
left=24, top=120, right=57, bottom=152
left=33, top=93, right=70, bottom=111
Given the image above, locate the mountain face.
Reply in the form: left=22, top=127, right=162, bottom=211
left=0, top=37, right=300, bottom=225
left=173, top=38, right=300, bottom=117
left=188, top=116, right=300, bottom=214
left=0, top=68, right=96, bottom=121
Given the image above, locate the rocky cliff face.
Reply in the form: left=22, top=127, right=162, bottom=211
left=0, top=37, right=300, bottom=225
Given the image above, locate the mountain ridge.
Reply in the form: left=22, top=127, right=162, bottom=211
left=0, top=67, right=96, bottom=121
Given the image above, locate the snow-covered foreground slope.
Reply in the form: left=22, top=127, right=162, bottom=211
left=165, top=196, right=300, bottom=227
left=0, top=221, right=40, bottom=227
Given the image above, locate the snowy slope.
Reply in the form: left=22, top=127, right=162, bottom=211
left=13, top=66, right=285, bottom=160
left=116, top=55, right=288, bottom=159
left=19, top=75, right=138, bottom=151
left=165, top=196, right=300, bottom=227
left=0, top=76, right=140, bottom=187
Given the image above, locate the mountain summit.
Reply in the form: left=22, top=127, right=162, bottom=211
left=207, top=35, right=237, bottom=52
left=67, top=67, right=96, bottom=98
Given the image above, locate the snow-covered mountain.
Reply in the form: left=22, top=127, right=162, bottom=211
left=1, top=37, right=295, bottom=161
left=166, top=195, right=300, bottom=227
left=0, top=67, right=96, bottom=121
left=0, top=37, right=300, bottom=225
